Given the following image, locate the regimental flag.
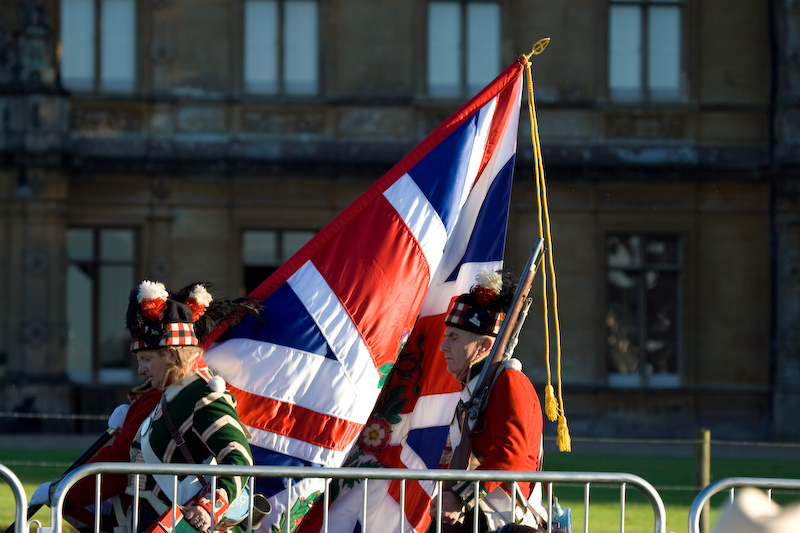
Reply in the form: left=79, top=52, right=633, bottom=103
left=203, top=57, right=527, bottom=533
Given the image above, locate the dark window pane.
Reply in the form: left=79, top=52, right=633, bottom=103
left=283, top=230, right=315, bottom=259
left=99, top=264, right=135, bottom=369
left=244, top=231, right=278, bottom=266
left=66, top=264, right=94, bottom=383
left=644, top=270, right=679, bottom=374
left=245, top=266, right=277, bottom=295
left=67, top=228, right=94, bottom=261
left=606, top=269, right=641, bottom=374
left=607, top=235, right=641, bottom=268
left=100, top=229, right=134, bottom=261
left=644, top=236, right=680, bottom=265
left=66, top=227, right=136, bottom=384
left=243, top=230, right=315, bottom=295
left=606, top=232, right=682, bottom=387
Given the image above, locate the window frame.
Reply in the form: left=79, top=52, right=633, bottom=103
left=606, top=0, right=685, bottom=103
left=426, top=0, right=502, bottom=99
left=243, top=0, right=321, bottom=97
left=65, top=227, right=138, bottom=385
left=604, top=232, right=684, bottom=389
left=241, top=228, right=316, bottom=294
left=59, top=0, right=137, bottom=94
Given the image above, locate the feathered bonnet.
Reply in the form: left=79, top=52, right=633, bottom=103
left=126, top=280, right=261, bottom=352
left=445, top=270, right=517, bottom=336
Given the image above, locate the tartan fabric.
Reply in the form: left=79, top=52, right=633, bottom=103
left=130, top=323, right=197, bottom=351
left=130, top=337, right=148, bottom=351
left=163, top=322, right=197, bottom=346
left=445, top=301, right=505, bottom=336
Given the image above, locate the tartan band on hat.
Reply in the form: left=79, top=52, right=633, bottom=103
left=129, top=323, right=197, bottom=351
left=127, top=283, right=203, bottom=352
left=444, top=270, right=516, bottom=337
left=445, top=298, right=506, bottom=336
left=165, top=322, right=197, bottom=346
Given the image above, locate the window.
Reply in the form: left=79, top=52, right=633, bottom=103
left=605, top=234, right=681, bottom=388
left=60, top=0, right=136, bottom=92
left=427, top=1, right=500, bottom=98
left=608, top=0, right=682, bottom=101
left=244, top=0, right=319, bottom=95
left=243, top=229, right=315, bottom=294
left=66, top=228, right=136, bottom=384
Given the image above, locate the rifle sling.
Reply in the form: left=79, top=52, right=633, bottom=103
left=160, top=394, right=207, bottom=486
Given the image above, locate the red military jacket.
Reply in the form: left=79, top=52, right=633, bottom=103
left=469, top=364, right=543, bottom=497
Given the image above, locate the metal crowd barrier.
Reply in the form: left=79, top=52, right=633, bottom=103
left=688, top=477, right=800, bottom=533
left=0, top=462, right=28, bottom=533
left=40, top=462, right=666, bottom=533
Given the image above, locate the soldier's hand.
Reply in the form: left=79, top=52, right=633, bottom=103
left=108, top=404, right=130, bottom=429
left=183, top=503, right=212, bottom=532
left=439, top=491, right=466, bottom=525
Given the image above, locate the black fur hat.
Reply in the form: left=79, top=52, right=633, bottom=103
left=444, top=270, right=516, bottom=336
left=126, top=281, right=261, bottom=351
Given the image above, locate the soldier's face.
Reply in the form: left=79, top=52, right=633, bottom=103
left=135, top=348, right=176, bottom=389
left=440, top=326, right=493, bottom=382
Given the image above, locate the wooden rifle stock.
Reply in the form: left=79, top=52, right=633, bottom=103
left=446, top=238, right=545, bottom=482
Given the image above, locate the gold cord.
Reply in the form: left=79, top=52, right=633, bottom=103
left=524, top=41, right=570, bottom=452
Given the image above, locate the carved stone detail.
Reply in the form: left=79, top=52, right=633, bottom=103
left=70, top=107, right=142, bottom=131
left=338, top=107, right=413, bottom=137
left=606, top=112, right=687, bottom=140
left=176, top=106, right=226, bottom=133
left=23, top=319, right=49, bottom=348
left=242, top=109, right=325, bottom=133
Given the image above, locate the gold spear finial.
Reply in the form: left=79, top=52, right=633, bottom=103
left=524, top=38, right=550, bottom=61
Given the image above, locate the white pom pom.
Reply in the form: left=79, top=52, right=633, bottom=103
left=138, top=280, right=168, bottom=303
left=503, top=358, right=523, bottom=372
left=189, top=284, right=213, bottom=307
left=475, top=270, right=503, bottom=295
left=208, top=375, right=226, bottom=393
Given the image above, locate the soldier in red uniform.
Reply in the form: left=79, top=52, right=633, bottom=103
left=433, top=270, right=545, bottom=532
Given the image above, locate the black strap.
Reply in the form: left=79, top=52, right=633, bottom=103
left=160, top=394, right=207, bottom=486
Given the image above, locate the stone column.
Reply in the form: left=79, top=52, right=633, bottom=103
left=772, top=179, right=800, bottom=438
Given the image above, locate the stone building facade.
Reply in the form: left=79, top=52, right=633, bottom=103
left=0, top=0, right=797, bottom=439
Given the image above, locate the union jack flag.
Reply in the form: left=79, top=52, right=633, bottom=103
left=204, top=56, right=526, bottom=533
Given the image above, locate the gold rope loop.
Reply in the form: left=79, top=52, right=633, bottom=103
left=524, top=42, right=570, bottom=451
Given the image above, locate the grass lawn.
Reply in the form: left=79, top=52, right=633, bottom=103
left=544, top=453, right=800, bottom=533
left=0, top=448, right=82, bottom=532
left=0, top=447, right=799, bottom=532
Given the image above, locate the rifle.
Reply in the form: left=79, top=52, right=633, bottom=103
left=446, top=237, right=545, bottom=478
left=4, top=427, right=118, bottom=533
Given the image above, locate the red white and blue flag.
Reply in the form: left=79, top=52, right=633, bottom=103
left=204, top=57, right=526, bottom=533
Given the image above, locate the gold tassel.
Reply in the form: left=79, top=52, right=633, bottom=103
left=525, top=41, right=571, bottom=454
left=544, top=384, right=558, bottom=422
left=556, top=413, right=571, bottom=452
